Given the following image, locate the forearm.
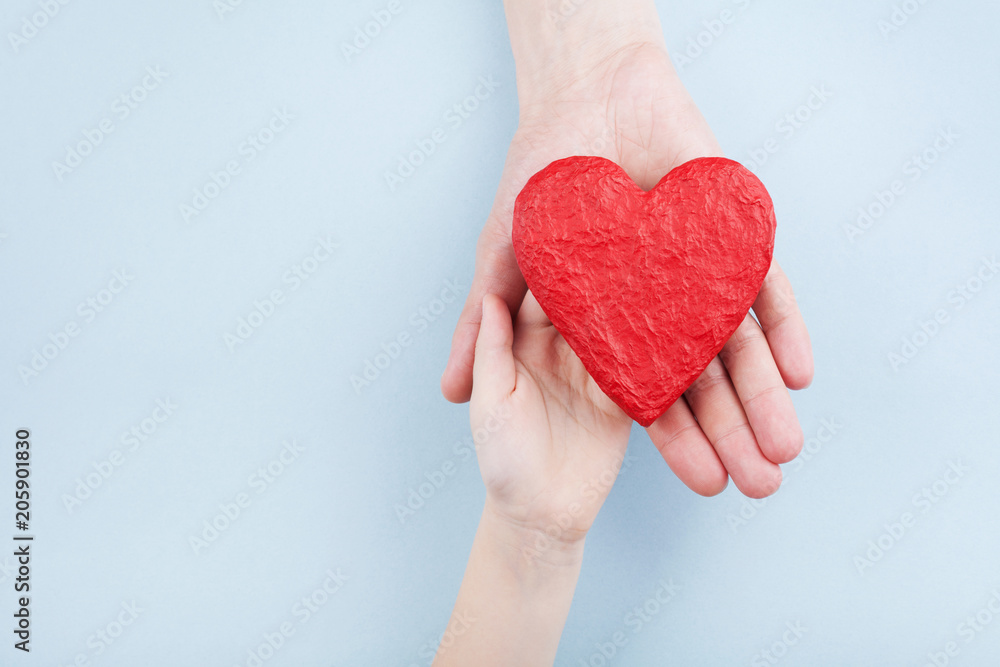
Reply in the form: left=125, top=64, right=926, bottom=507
left=503, top=0, right=667, bottom=107
left=432, top=503, right=585, bottom=667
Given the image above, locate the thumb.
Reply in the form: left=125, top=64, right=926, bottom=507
left=471, top=294, right=516, bottom=407
left=441, top=225, right=527, bottom=404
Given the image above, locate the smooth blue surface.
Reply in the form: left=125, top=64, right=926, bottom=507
left=1, top=1, right=998, bottom=665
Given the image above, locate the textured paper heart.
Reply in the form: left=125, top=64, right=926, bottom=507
left=512, top=156, right=775, bottom=427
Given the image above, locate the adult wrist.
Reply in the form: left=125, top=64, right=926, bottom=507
left=502, top=0, right=667, bottom=111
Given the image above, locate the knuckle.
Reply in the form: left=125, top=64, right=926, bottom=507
left=685, top=362, right=729, bottom=402
left=742, top=384, right=786, bottom=412
left=653, top=421, right=701, bottom=454
left=722, top=321, right=764, bottom=359
left=712, top=422, right=755, bottom=451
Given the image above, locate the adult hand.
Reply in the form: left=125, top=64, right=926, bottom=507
left=442, top=27, right=813, bottom=498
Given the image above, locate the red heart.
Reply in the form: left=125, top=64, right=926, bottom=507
left=512, top=156, right=775, bottom=427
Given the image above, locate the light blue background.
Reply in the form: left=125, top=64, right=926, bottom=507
left=1, top=0, right=998, bottom=665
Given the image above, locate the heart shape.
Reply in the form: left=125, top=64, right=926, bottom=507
left=512, top=156, right=775, bottom=427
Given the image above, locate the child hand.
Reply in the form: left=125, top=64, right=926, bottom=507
left=470, top=292, right=634, bottom=558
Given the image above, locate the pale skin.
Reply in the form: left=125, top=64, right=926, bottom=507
left=433, top=292, right=633, bottom=666
left=442, top=0, right=814, bottom=499
left=434, top=0, right=814, bottom=663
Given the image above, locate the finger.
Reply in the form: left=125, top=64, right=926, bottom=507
left=513, top=289, right=551, bottom=332
left=441, top=224, right=526, bottom=404
left=471, top=294, right=517, bottom=406
left=684, top=358, right=782, bottom=498
left=753, top=259, right=814, bottom=390
left=646, top=397, right=728, bottom=496
left=719, top=314, right=804, bottom=464
left=511, top=290, right=561, bottom=366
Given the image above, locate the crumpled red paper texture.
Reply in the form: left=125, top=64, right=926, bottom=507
left=512, top=156, right=776, bottom=427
